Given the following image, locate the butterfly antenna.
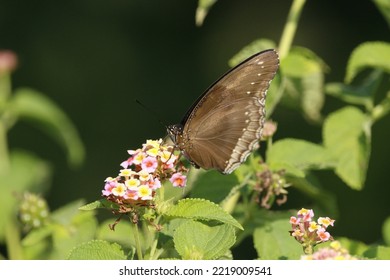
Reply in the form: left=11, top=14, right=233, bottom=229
left=135, top=99, right=167, bottom=129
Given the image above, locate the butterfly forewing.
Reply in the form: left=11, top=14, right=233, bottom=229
left=170, top=49, right=279, bottom=174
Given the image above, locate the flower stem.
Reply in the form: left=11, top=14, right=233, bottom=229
left=278, top=0, right=307, bottom=59
left=5, top=219, right=23, bottom=259
left=133, top=221, right=143, bottom=260
left=371, top=91, right=390, bottom=123
left=0, top=73, right=11, bottom=175
left=0, top=121, right=10, bottom=174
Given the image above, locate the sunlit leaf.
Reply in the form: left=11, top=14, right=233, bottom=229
left=189, top=169, right=238, bottom=203
left=253, top=219, right=301, bottom=260
left=345, top=41, right=390, bottom=83
left=195, top=0, right=218, bottom=26
left=165, top=198, right=243, bottom=230
left=373, top=0, right=390, bottom=27
left=173, top=220, right=235, bottom=260
left=67, top=240, right=126, bottom=260
left=323, top=106, right=371, bottom=189
left=267, top=138, right=335, bottom=171
left=363, top=245, right=390, bottom=260
left=11, top=88, right=85, bottom=167
left=280, top=47, right=328, bottom=122
left=228, top=39, right=277, bottom=67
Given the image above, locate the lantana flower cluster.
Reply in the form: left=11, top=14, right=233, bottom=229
left=102, top=139, right=187, bottom=205
left=290, top=208, right=335, bottom=254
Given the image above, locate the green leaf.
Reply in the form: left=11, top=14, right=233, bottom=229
left=21, top=225, right=54, bottom=246
left=373, top=0, right=390, bottom=27
left=189, top=169, right=238, bottom=203
left=253, top=219, right=302, bottom=260
left=281, top=47, right=327, bottom=122
left=372, top=90, right=390, bottom=123
left=268, top=162, right=305, bottom=178
left=51, top=199, right=87, bottom=225
left=97, top=219, right=139, bottom=250
left=173, top=220, right=235, bottom=260
left=323, top=106, right=371, bottom=189
left=79, top=199, right=119, bottom=211
left=382, top=216, right=390, bottom=246
left=0, top=150, right=51, bottom=241
left=345, top=41, right=390, bottom=83
left=228, top=39, right=277, bottom=67
left=267, top=138, right=334, bottom=171
left=195, top=0, right=218, bottom=26
left=67, top=240, right=127, bottom=260
left=325, top=70, right=383, bottom=109
left=363, top=245, right=390, bottom=260
left=166, top=198, right=243, bottom=230
left=11, top=88, right=85, bottom=167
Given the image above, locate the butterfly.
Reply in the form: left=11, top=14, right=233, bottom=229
left=167, top=49, right=279, bottom=174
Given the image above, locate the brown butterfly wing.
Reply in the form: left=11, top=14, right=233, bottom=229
left=176, top=50, right=279, bottom=174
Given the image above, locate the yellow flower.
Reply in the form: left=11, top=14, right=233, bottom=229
left=125, top=178, right=140, bottom=189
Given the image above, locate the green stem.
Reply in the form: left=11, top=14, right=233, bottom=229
left=0, top=121, right=10, bottom=174
left=371, top=91, right=390, bottom=123
left=0, top=73, right=11, bottom=175
left=220, top=173, right=251, bottom=213
left=5, top=219, right=23, bottom=259
left=133, top=221, right=143, bottom=260
left=278, top=0, right=307, bottom=59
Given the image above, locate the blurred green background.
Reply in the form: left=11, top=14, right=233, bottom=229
left=1, top=0, right=389, bottom=245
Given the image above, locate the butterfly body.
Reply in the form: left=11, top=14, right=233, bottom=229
left=168, top=49, right=279, bottom=174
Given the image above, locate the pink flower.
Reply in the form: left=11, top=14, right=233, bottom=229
left=290, top=216, right=300, bottom=225
left=124, top=189, right=138, bottom=200
left=120, top=158, right=132, bottom=169
left=169, top=172, right=187, bottom=187
left=102, top=180, right=116, bottom=196
left=141, top=156, right=158, bottom=173
left=317, top=228, right=331, bottom=242
left=297, top=208, right=314, bottom=222
left=121, top=149, right=142, bottom=168
left=148, top=178, right=161, bottom=190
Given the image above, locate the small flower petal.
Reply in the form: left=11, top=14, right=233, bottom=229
left=290, top=216, right=300, bottom=225
left=125, top=178, right=140, bottom=189
left=297, top=208, right=314, bottom=222
left=119, top=169, right=136, bottom=177
left=141, top=156, right=158, bottom=173
left=169, top=172, right=187, bottom=187
left=308, top=221, right=321, bottom=232
left=137, top=185, right=153, bottom=200
left=111, top=183, right=127, bottom=197
left=318, top=217, right=335, bottom=228
left=317, top=228, right=331, bottom=242
left=138, top=170, right=151, bottom=181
